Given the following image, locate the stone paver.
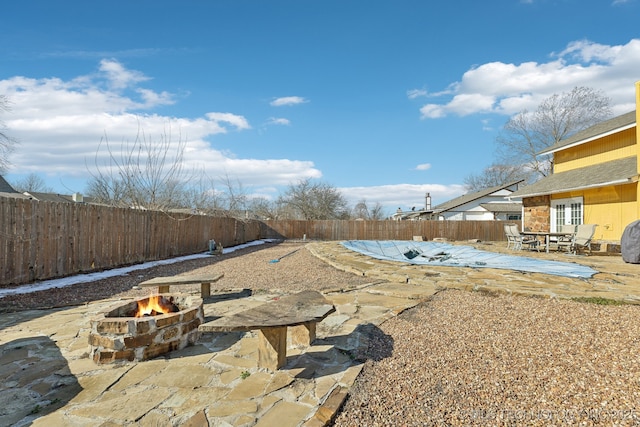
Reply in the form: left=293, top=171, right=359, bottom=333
left=2, top=241, right=639, bottom=426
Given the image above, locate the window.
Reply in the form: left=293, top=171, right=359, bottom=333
left=570, top=203, right=582, bottom=225
left=551, top=197, right=583, bottom=232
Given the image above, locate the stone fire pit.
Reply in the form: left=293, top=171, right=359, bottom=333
left=88, top=294, right=204, bottom=364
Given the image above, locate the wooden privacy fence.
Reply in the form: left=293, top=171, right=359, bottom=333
left=0, top=197, right=260, bottom=286
left=1, top=197, right=510, bottom=287
left=260, top=219, right=507, bottom=242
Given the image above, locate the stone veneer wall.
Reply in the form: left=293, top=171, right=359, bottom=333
left=523, top=195, right=550, bottom=232
left=89, top=295, right=204, bottom=364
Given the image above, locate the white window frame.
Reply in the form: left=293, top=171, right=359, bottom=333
left=550, top=197, right=583, bottom=232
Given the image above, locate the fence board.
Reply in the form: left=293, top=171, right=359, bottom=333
left=0, top=197, right=261, bottom=286
left=260, top=219, right=507, bottom=242
left=1, top=196, right=508, bottom=287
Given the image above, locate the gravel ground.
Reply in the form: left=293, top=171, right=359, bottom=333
left=0, top=241, right=371, bottom=312
left=332, top=289, right=640, bottom=426
left=3, top=241, right=640, bottom=426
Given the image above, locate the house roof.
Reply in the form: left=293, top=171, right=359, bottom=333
left=25, top=192, right=75, bottom=203
left=0, top=175, right=18, bottom=193
left=0, top=192, right=30, bottom=199
left=24, top=191, right=97, bottom=204
left=0, top=176, right=30, bottom=199
left=433, top=180, right=524, bottom=213
left=479, top=202, right=522, bottom=213
left=508, top=156, right=638, bottom=199
left=539, top=110, right=636, bottom=156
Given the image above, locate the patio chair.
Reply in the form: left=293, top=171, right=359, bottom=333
left=558, top=224, right=577, bottom=242
left=557, top=224, right=597, bottom=255
left=508, top=224, right=541, bottom=251
left=549, top=224, right=576, bottom=250
left=504, top=224, right=517, bottom=250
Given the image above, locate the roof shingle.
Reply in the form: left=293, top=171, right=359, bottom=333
left=509, top=156, right=637, bottom=199
left=0, top=175, right=18, bottom=193
left=539, top=111, right=636, bottom=155
left=433, top=180, right=523, bottom=213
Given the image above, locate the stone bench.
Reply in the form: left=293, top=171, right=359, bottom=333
left=198, top=290, right=336, bottom=370
left=138, top=273, right=224, bottom=298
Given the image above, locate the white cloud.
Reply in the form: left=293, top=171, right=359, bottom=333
left=205, top=112, right=250, bottom=130
left=481, top=119, right=493, bottom=131
left=98, top=58, right=149, bottom=89
left=407, top=88, right=428, bottom=99
left=415, top=163, right=431, bottom=171
left=136, top=88, right=174, bottom=107
left=419, top=38, right=640, bottom=119
left=270, top=96, right=308, bottom=106
left=1, top=60, right=321, bottom=192
left=0, top=59, right=176, bottom=116
left=419, top=104, right=446, bottom=119
left=266, top=117, right=291, bottom=126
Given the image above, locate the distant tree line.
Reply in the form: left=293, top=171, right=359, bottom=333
left=82, top=126, right=385, bottom=220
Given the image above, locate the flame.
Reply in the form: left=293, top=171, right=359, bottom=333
left=135, top=295, right=175, bottom=317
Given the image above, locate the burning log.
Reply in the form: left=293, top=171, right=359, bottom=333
left=135, top=295, right=179, bottom=317
left=129, top=295, right=180, bottom=317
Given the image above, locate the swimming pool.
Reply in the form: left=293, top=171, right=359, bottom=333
left=341, top=240, right=598, bottom=279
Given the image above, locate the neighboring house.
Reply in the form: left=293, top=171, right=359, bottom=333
left=393, top=182, right=524, bottom=221
left=0, top=175, right=18, bottom=194
left=0, top=178, right=98, bottom=204
left=431, top=181, right=524, bottom=221
left=509, top=81, right=640, bottom=244
left=392, top=207, right=430, bottom=221
left=0, top=175, right=29, bottom=199
left=23, top=191, right=96, bottom=204
left=391, top=193, right=434, bottom=220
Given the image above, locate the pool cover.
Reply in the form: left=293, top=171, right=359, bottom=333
left=341, top=240, right=598, bottom=279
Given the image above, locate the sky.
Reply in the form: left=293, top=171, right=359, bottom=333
left=2, top=0, right=640, bottom=216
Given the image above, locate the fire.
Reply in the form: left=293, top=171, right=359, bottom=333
left=135, top=295, right=178, bottom=317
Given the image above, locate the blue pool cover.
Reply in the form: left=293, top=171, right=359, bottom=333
left=341, top=240, right=598, bottom=279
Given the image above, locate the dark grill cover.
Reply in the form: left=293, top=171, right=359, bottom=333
left=621, top=220, right=640, bottom=263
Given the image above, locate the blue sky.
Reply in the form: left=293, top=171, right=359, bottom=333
left=2, top=0, right=640, bottom=215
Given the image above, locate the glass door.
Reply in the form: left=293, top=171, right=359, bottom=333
left=551, top=197, right=583, bottom=232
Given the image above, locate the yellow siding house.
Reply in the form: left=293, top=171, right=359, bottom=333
left=509, top=82, right=640, bottom=246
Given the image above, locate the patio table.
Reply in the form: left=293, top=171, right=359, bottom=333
left=520, top=231, right=574, bottom=253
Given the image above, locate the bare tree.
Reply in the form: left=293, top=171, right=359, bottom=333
left=0, top=95, right=17, bottom=174
left=86, top=124, right=202, bottom=212
left=246, top=197, right=280, bottom=220
left=278, top=179, right=350, bottom=220
left=85, top=173, right=136, bottom=207
left=179, top=173, right=221, bottom=214
left=352, top=199, right=386, bottom=220
left=496, top=86, right=611, bottom=179
left=463, top=163, right=527, bottom=192
left=216, top=174, right=248, bottom=216
left=10, top=173, right=54, bottom=193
